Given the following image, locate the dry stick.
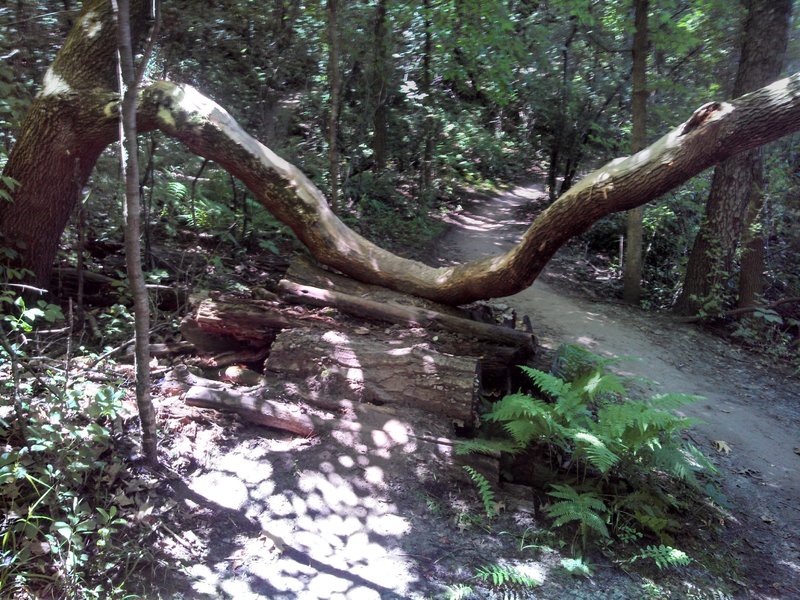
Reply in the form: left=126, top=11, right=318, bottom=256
left=675, top=296, right=800, bottom=323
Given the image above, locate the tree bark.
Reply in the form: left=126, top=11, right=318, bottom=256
left=622, top=0, right=648, bottom=305
left=677, top=0, right=791, bottom=314
left=277, top=279, right=537, bottom=350
left=326, top=0, right=341, bottom=210
left=134, top=76, right=800, bottom=305
left=0, top=0, right=149, bottom=290
left=420, top=0, right=434, bottom=192
left=736, top=172, right=767, bottom=308
left=114, top=0, right=157, bottom=463
left=371, top=0, right=389, bottom=174
left=264, top=326, right=479, bottom=427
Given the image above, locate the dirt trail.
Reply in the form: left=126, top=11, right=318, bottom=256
left=440, top=182, right=800, bottom=597
left=165, top=183, right=799, bottom=599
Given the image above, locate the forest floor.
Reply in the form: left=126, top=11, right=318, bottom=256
left=158, top=182, right=800, bottom=599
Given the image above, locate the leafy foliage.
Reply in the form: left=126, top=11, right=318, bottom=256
left=546, top=484, right=610, bottom=540
left=459, top=345, right=721, bottom=551
left=462, top=466, right=500, bottom=518
left=629, top=545, right=693, bottom=570
left=473, top=563, right=540, bottom=589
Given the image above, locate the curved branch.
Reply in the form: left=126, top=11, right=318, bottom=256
left=138, top=74, right=800, bottom=305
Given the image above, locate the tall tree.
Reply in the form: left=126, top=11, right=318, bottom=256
left=0, top=0, right=149, bottom=290
left=371, top=0, right=389, bottom=173
left=677, top=0, right=792, bottom=314
left=420, top=0, right=434, bottom=192
left=327, top=0, right=342, bottom=211
left=623, top=0, right=649, bottom=304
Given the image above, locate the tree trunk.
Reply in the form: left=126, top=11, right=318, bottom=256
left=737, top=169, right=766, bottom=308
left=622, top=0, right=649, bottom=305
left=114, top=0, right=157, bottom=463
left=677, top=0, right=791, bottom=314
left=420, top=0, right=434, bottom=192
left=326, top=0, right=341, bottom=210
left=265, top=327, right=479, bottom=427
left=0, top=0, right=149, bottom=290
left=372, top=0, right=389, bottom=174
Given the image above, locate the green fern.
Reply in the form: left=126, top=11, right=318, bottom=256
left=571, top=430, right=619, bottom=474
left=474, top=563, right=540, bottom=588
left=546, top=484, right=610, bottom=540
left=454, top=438, right=518, bottom=456
left=463, top=466, right=499, bottom=518
left=518, top=365, right=573, bottom=398
left=461, top=348, right=720, bottom=556
left=443, top=583, right=473, bottom=600
left=629, top=544, right=692, bottom=569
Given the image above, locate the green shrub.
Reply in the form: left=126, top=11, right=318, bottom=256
left=458, top=345, right=721, bottom=551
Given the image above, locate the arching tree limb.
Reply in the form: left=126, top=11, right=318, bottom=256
left=136, top=76, right=800, bottom=305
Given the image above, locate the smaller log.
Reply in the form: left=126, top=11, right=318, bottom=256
left=166, top=366, right=315, bottom=436
left=168, top=366, right=499, bottom=478
left=277, top=279, right=537, bottom=350
left=184, top=386, right=315, bottom=437
left=180, top=298, right=339, bottom=353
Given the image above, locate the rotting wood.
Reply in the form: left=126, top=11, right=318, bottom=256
left=277, top=279, right=537, bottom=350
left=264, top=326, right=479, bottom=427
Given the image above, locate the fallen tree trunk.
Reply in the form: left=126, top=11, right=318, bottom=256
left=264, top=327, right=479, bottom=427
left=7, top=0, right=800, bottom=301
left=277, top=279, right=537, bottom=350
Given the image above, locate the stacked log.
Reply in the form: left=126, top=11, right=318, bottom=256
left=178, top=259, right=538, bottom=432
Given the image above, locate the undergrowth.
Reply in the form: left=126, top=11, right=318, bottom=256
left=0, top=268, right=173, bottom=598
left=458, top=344, right=724, bottom=567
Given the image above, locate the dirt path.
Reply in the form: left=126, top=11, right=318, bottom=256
left=439, top=182, right=800, bottom=597
left=163, top=183, right=799, bottom=599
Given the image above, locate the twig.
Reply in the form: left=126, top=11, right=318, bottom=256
left=82, top=322, right=169, bottom=373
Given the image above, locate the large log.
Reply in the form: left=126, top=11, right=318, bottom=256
left=285, top=256, right=466, bottom=316
left=179, top=297, right=336, bottom=352
left=181, top=293, right=535, bottom=400
left=264, top=326, right=479, bottom=427
left=277, top=279, right=537, bottom=350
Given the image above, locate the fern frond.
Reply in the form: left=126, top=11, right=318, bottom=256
left=455, top=438, right=519, bottom=456
left=554, top=392, right=590, bottom=423
left=571, top=430, right=620, bottom=474
left=484, top=392, right=550, bottom=423
left=630, top=545, right=691, bottom=569
left=474, top=563, right=540, bottom=588
left=647, top=393, right=702, bottom=410
left=463, top=466, right=499, bottom=518
left=502, top=419, right=544, bottom=449
left=518, top=365, right=572, bottom=398
left=683, top=443, right=718, bottom=475
left=649, top=446, right=704, bottom=489
left=577, top=371, right=627, bottom=400
left=546, top=484, right=610, bottom=538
